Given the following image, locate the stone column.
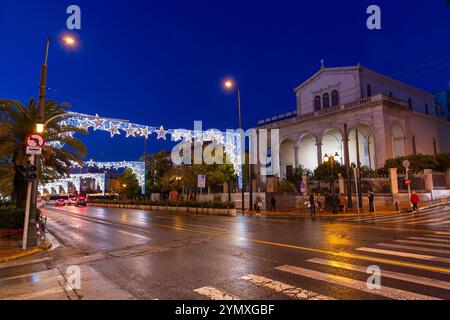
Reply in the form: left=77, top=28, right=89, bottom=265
left=390, top=168, right=399, bottom=195
left=223, top=182, right=228, bottom=194
left=302, top=175, right=309, bottom=196
left=423, top=169, right=434, bottom=193
left=338, top=173, right=345, bottom=195
left=446, top=169, right=450, bottom=189
left=294, top=146, right=300, bottom=168
left=316, top=142, right=323, bottom=166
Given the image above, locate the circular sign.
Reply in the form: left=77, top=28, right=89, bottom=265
left=402, top=160, right=410, bottom=168
left=25, top=134, right=45, bottom=148
left=405, top=179, right=411, bottom=185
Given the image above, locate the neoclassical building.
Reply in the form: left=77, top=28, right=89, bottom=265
left=258, top=64, right=450, bottom=180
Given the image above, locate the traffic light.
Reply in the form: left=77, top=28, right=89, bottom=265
left=27, top=164, right=38, bottom=181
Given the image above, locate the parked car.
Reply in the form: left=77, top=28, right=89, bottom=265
left=44, top=194, right=69, bottom=206
left=68, top=196, right=87, bottom=207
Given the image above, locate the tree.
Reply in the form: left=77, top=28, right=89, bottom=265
left=142, top=151, right=173, bottom=193
left=0, top=99, right=87, bottom=208
left=285, top=165, right=312, bottom=191
left=313, top=161, right=345, bottom=181
left=119, top=169, right=141, bottom=200
left=384, top=154, right=439, bottom=174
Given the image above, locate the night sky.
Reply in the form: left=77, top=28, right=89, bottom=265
left=1, top=0, right=449, bottom=161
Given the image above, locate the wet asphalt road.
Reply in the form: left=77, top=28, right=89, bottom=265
left=3, top=204, right=450, bottom=300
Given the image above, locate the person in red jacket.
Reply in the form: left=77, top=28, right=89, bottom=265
left=410, top=191, right=420, bottom=213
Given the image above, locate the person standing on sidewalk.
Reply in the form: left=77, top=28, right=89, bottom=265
left=309, top=194, right=316, bottom=216
left=411, top=191, right=420, bottom=213
left=339, top=193, right=347, bottom=213
left=270, top=196, right=276, bottom=211
left=368, top=190, right=375, bottom=214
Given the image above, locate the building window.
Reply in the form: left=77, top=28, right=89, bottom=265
left=435, top=106, right=440, bottom=116
left=314, top=95, right=321, bottom=111
left=412, top=136, right=417, bottom=155
left=367, top=84, right=372, bottom=97
left=389, top=92, right=393, bottom=97
left=433, top=139, right=438, bottom=155
left=331, top=90, right=339, bottom=106
left=408, top=98, right=412, bottom=109
left=425, top=104, right=429, bottom=115
left=323, top=93, right=330, bottom=108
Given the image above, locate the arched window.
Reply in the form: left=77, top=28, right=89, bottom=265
left=331, top=90, right=339, bottom=106
left=425, top=104, right=429, bottom=115
left=322, top=93, right=330, bottom=108
left=314, top=95, right=321, bottom=111
left=367, top=84, right=372, bottom=97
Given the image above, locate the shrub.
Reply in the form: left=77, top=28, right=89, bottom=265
left=0, top=207, right=25, bottom=230
left=89, top=199, right=236, bottom=209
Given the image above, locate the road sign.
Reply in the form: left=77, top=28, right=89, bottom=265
left=198, top=175, right=206, bottom=188
left=300, top=182, right=306, bottom=193
left=402, top=160, right=410, bottom=168
left=25, top=133, right=45, bottom=148
left=405, top=178, right=411, bottom=185
left=26, top=146, right=42, bottom=155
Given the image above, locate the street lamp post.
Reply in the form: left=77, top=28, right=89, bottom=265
left=324, top=152, right=339, bottom=214
left=224, top=80, right=246, bottom=213
left=28, top=36, right=76, bottom=247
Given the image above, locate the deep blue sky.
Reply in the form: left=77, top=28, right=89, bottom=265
left=1, top=0, right=449, bottom=161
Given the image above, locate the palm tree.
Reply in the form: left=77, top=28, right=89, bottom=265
left=0, top=98, right=87, bottom=208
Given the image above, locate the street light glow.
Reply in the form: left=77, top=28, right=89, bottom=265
left=36, top=123, right=44, bottom=133
left=63, top=36, right=76, bottom=45
left=224, top=80, right=234, bottom=89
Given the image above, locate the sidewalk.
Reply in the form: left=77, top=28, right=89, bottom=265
left=240, top=199, right=450, bottom=218
left=0, top=238, right=44, bottom=263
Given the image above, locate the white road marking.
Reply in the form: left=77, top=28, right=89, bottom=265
left=435, top=232, right=450, bottom=236
left=355, top=247, right=450, bottom=264
left=241, top=274, right=334, bottom=300
left=428, top=220, right=450, bottom=226
left=117, top=229, right=151, bottom=240
left=193, top=286, right=241, bottom=300
left=307, top=258, right=450, bottom=291
left=376, top=243, right=450, bottom=255
left=395, top=240, right=450, bottom=248
left=406, top=216, right=450, bottom=225
left=275, top=265, right=440, bottom=300
left=2, top=287, right=65, bottom=300
left=408, top=237, right=450, bottom=243
left=421, top=234, right=450, bottom=239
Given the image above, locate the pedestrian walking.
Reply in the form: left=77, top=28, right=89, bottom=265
left=368, top=190, right=375, bottom=214
left=411, top=191, right=420, bottom=213
left=339, top=193, right=347, bottom=213
left=309, top=194, right=316, bottom=216
left=270, top=196, right=276, bottom=211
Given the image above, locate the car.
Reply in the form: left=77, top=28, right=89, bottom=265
left=68, top=196, right=87, bottom=207
left=55, top=198, right=68, bottom=207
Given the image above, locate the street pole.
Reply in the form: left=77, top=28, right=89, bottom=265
left=355, top=128, right=363, bottom=209
left=237, top=88, right=245, bottom=212
left=344, top=124, right=353, bottom=208
left=353, top=166, right=361, bottom=214
left=28, top=38, right=51, bottom=247
left=406, top=167, right=412, bottom=207
left=22, top=155, right=35, bottom=250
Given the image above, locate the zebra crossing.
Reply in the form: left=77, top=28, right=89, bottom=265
left=335, top=205, right=450, bottom=226
left=193, top=232, right=450, bottom=300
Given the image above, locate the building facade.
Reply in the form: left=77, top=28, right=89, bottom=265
left=258, top=65, right=450, bottom=180
left=436, top=90, right=450, bottom=120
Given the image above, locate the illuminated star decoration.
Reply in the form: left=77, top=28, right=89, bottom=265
left=139, top=126, right=150, bottom=139
left=171, top=130, right=183, bottom=142
left=91, top=116, right=106, bottom=131
left=86, top=159, right=95, bottom=167
left=77, top=118, right=91, bottom=131
left=124, top=124, right=137, bottom=138
left=107, top=123, right=121, bottom=137
left=155, top=126, right=168, bottom=140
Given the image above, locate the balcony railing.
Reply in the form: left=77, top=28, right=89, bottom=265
left=257, top=93, right=410, bottom=127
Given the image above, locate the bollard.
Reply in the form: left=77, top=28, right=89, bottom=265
left=395, top=201, right=399, bottom=212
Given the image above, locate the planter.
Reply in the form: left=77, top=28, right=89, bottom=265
left=88, top=203, right=237, bottom=216
left=0, top=228, right=23, bottom=238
